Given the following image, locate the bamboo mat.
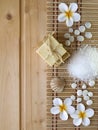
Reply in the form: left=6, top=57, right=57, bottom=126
left=46, top=0, right=98, bottom=130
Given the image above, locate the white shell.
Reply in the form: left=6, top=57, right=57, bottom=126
left=71, top=83, right=77, bottom=89
left=79, top=26, right=86, bottom=32
left=69, top=36, right=74, bottom=42
left=74, top=30, right=80, bottom=35
left=64, top=33, right=70, bottom=38
left=77, top=35, right=84, bottom=42
left=69, top=28, right=73, bottom=33
left=77, top=90, right=83, bottom=96
left=86, top=100, right=93, bottom=106
left=88, top=92, right=93, bottom=97
left=85, top=32, right=92, bottom=39
left=83, top=90, right=88, bottom=96
left=77, top=98, right=82, bottom=103
left=85, top=22, right=91, bottom=29
left=88, top=80, right=95, bottom=87
left=70, top=95, right=76, bottom=101
left=50, top=78, right=65, bottom=92
left=83, top=95, right=89, bottom=101
left=65, top=40, right=71, bottom=46
left=82, top=83, right=87, bottom=89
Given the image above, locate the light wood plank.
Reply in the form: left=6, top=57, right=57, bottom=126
left=0, top=0, right=20, bottom=130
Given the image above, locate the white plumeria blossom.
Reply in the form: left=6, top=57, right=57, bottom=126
left=71, top=103, right=94, bottom=126
left=50, top=98, right=75, bottom=120
left=58, top=3, right=81, bottom=27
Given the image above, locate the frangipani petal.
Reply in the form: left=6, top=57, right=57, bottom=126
left=69, top=3, right=78, bottom=12
left=58, top=13, right=66, bottom=22
left=59, top=3, right=68, bottom=12
left=71, top=113, right=79, bottom=118
left=77, top=103, right=85, bottom=112
left=50, top=107, right=60, bottom=114
left=53, top=98, right=62, bottom=106
left=82, top=118, right=90, bottom=126
left=73, top=118, right=82, bottom=126
left=60, top=111, right=68, bottom=120
left=73, top=13, right=81, bottom=22
left=67, top=106, right=75, bottom=114
left=64, top=98, right=72, bottom=106
left=66, top=18, right=73, bottom=27
left=86, top=109, right=94, bottom=118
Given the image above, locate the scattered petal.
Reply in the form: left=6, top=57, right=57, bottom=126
left=60, top=111, right=68, bottom=120
left=70, top=95, right=76, bottom=101
left=77, top=90, right=83, bottom=96
left=85, top=32, right=92, bottom=39
left=82, top=117, right=90, bottom=126
left=53, top=98, right=62, bottom=106
left=85, top=22, right=91, bottom=29
left=74, top=30, right=80, bottom=35
left=86, top=108, right=94, bottom=117
left=65, top=40, right=71, bottom=46
left=69, top=28, right=73, bottom=33
left=69, top=36, right=74, bottom=42
left=88, top=92, right=93, bottom=97
left=82, top=84, right=87, bottom=89
left=77, top=98, right=82, bottom=103
left=83, top=90, right=88, bottom=96
left=84, top=96, right=89, bottom=101
left=71, top=83, right=77, bottom=89
left=73, top=13, right=81, bottom=22
left=64, top=33, right=70, bottom=38
left=79, top=25, right=86, bottom=32
left=69, top=3, right=78, bottom=12
left=88, top=80, right=95, bottom=87
left=59, top=3, right=68, bottom=12
left=86, top=100, right=93, bottom=106
left=50, top=107, right=60, bottom=114
left=77, top=35, right=84, bottom=42
left=58, top=13, right=66, bottom=22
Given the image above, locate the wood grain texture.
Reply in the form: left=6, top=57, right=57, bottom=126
left=0, top=0, right=20, bottom=130
left=21, top=0, right=47, bottom=130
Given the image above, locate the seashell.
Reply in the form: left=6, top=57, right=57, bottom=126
left=50, top=77, right=65, bottom=92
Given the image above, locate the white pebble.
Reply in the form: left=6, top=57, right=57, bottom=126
left=88, top=80, right=95, bottom=87
left=82, top=84, right=87, bottom=89
left=69, top=28, right=73, bottom=33
left=70, top=95, right=76, bottom=101
left=77, top=98, right=82, bottom=103
left=71, top=83, right=77, bottom=89
left=79, top=26, right=86, bottom=32
left=77, top=35, right=84, bottom=42
left=64, top=33, right=70, bottom=38
left=86, top=100, right=93, bottom=106
left=69, top=36, right=74, bottom=42
left=77, top=90, right=83, bottom=96
left=65, top=40, right=71, bottom=46
left=85, top=32, right=92, bottom=39
left=88, top=92, right=93, bottom=97
left=85, top=22, right=91, bottom=29
left=84, top=95, right=89, bottom=101
left=83, top=90, right=88, bottom=96
left=74, top=30, right=80, bottom=35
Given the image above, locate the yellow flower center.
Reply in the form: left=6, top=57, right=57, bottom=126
left=78, top=111, right=87, bottom=119
left=65, top=10, right=73, bottom=19
left=59, top=104, right=67, bottom=112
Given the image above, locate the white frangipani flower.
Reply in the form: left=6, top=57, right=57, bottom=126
left=71, top=103, right=94, bottom=126
left=50, top=98, right=75, bottom=120
left=58, top=3, right=81, bottom=27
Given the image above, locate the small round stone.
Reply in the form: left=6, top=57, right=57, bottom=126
left=88, top=92, right=93, bottom=97
left=86, top=100, right=93, bottom=106
left=77, top=90, right=83, bottom=96
left=65, top=40, right=71, bottom=46
left=64, top=33, right=70, bottom=38
left=83, top=90, right=88, bottom=96
left=70, top=95, right=76, bottom=101
left=69, top=28, right=73, bottom=33
left=69, top=36, right=74, bottom=42
left=88, top=80, right=95, bottom=87
left=82, top=83, right=87, bottom=89
left=85, top=32, right=92, bottom=39
left=77, top=35, right=84, bottom=42
left=71, top=83, right=77, bottom=89
left=79, top=26, right=86, bottom=32
left=85, top=22, right=91, bottom=29
left=77, top=98, right=82, bottom=103
left=84, top=95, right=89, bottom=101
left=74, top=30, right=80, bottom=35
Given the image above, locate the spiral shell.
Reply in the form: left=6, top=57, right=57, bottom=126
left=50, top=77, right=65, bottom=92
